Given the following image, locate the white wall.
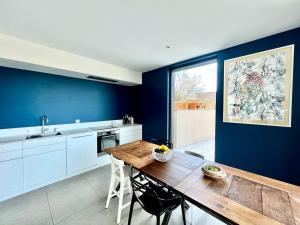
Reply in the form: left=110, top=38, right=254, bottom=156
left=0, top=33, right=142, bottom=85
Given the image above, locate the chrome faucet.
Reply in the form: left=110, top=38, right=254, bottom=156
left=41, top=115, right=49, bottom=133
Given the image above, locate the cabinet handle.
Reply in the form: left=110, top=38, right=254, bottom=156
left=72, top=134, right=92, bottom=139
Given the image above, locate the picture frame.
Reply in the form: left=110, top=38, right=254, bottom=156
left=223, top=45, right=294, bottom=127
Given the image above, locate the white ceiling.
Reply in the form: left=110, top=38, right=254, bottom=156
left=0, top=0, right=300, bottom=73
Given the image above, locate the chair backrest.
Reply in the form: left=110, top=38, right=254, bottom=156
left=129, top=166, right=164, bottom=212
left=110, top=155, right=125, bottom=179
left=184, top=150, right=204, bottom=159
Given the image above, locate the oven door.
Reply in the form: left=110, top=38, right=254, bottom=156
left=98, top=134, right=119, bottom=154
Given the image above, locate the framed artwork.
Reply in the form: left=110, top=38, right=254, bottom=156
left=223, top=45, right=294, bottom=127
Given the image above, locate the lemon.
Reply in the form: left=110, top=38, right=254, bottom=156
left=160, top=145, right=169, bottom=151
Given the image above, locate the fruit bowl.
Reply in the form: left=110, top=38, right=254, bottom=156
left=152, top=145, right=173, bottom=162
left=201, top=164, right=226, bottom=180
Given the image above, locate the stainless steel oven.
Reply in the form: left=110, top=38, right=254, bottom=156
left=96, top=128, right=119, bottom=156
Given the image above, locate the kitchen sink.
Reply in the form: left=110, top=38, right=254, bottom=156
left=26, top=132, right=62, bottom=139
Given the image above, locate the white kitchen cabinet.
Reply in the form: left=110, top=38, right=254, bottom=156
left=0, top=150, right=22, bottom=162
left=67, top=132, right=97, bottom=174
left=119, top=125, right=142, bottom=145
left=23, top=136, right=67, bottom=188
left=24, top=150, right=66, bottom=188
left=0, top=141, right=22, bottom=153
left=0, top=141, right=23, bottom=197
left=0, top=141, right=23, bottom=162
left=23, top=142, right=66, bottom=157
left=23, top=135, right=66, bottom=149
left=0, top=158, right=23, bottom=197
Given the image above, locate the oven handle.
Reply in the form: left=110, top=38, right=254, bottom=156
left=101, top=134, right=117, bottom=138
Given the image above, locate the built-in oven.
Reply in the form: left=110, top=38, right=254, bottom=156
left=97, top=129, right=119, bottom=156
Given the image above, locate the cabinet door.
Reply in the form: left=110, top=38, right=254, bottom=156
left=0, top=159, right=23, bottom=197
left=85, top=133, right=97, bottom=168
left=119, top=126, right=143, bottom=145
left=24, top=150, right=66, bottom=188
left=119, top=134, right=142, bottom=145
left=67, top=133, right=97, bottom=174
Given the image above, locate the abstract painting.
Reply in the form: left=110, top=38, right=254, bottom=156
left=223, top=45, right=294, bottom=127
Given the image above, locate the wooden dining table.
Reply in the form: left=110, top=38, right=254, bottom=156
left=105, top=140, right=300, bottom=225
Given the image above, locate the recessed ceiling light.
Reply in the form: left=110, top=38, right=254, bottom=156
left=165, top=45, right=171, bottom=49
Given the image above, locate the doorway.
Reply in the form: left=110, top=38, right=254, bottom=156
left=171, top=60, right=217, bottom=161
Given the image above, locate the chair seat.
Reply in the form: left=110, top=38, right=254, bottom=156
left=139, top=183, right=182, bottom=215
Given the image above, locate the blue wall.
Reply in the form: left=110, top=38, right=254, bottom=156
left=0, top=67, right=135, bottom=129
left=140, top=27, right=300, bottom=185
left=141, top=68, right=170, bottom=141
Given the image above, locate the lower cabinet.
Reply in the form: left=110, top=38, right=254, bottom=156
left=67, top=132, right=97, bottom=174
left=24, top=150, right=66, bottom=188
left=0, top=158, right=23, bottom=197
left=0, top=129, right=105, bottom=201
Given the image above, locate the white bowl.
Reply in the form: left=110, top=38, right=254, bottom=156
left=201, top=164, right=226, bottom=180
left=202, top=169, right=226, bottom=180
left=152, top=147, right=173, bottom=162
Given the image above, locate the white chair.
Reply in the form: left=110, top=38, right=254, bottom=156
left=106, top=155, right=131, bottom=224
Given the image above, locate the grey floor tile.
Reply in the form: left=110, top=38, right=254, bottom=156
left=83, top=165, right=112, bottom=200
left=123, top=204, right=188, bottom=225
left=0, top=188, right=53, bottom=225
left=56, top=200, right=116, bottom=225
left=0, top=166, right=226, bottom=225
left=123, top=203, right=225, bottom=225
left=106, top=192, right=132, bottom=224
left=46, top=175, right=100, bottom=224
left=186, top=206, right=226, bottom=225
left=122, top=205, right=158, bottom=225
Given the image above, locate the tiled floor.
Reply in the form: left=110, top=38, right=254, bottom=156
left=0, top=165, right=224, bottom=225
left=176, top=139, right=215, bottom=161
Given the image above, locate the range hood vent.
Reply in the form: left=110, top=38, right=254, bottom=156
left=87, top=75, right=118, bottom=83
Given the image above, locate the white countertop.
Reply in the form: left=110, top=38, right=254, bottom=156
left=0, top=123, right=142, bottom=144
left=0, top=135, right=27, bottom=144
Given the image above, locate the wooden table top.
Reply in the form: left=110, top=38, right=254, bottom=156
left=105, top=140, right=300, bottom=225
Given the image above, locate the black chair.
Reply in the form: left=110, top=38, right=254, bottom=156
left=127, top=166, right=187, bottom=225
left=151, top=139, right=191, bottom=210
